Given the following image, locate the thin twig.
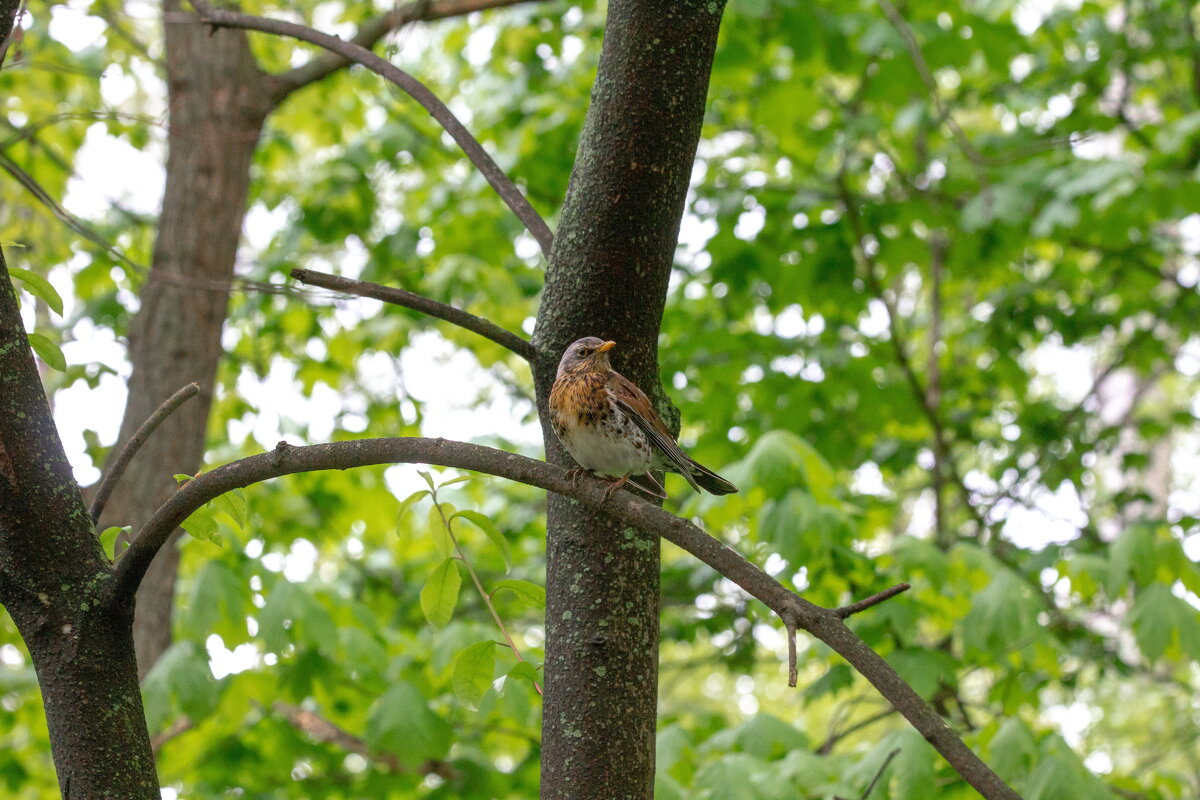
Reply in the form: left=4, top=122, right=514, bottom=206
left=836, top=583, right=911, bottom=619
left=818, top=707, right=897, bottom=755
left=430, top=487, right=542, bottom=695
left=104, top=435, right=1022, bottom=800
left=271, top=0, right=538, bottom=100
left=186, top=0, right=554, bottom=257
left=90, top=383, right=200, bottom=523
left=859, top=748, right=902, bottom=800
left=149, top=716, right=194, bottom=754
left=291, top=268, right=537, bottom=361
left=786, top=620, right=798, bottom=687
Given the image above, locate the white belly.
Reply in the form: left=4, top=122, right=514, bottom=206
left=558, top=407, right=653, bottom=478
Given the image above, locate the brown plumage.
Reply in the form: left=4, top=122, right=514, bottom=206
left=549, top=337, right=738, bottom=499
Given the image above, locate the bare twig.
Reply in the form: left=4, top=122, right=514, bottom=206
left=90, top=382, right=200, bottom=523
left=104, top=435, right=1022, bottom=800
left=186, top=0, right=554, bottom=257
left=0, top=152, right=143, bottom=271
left=786, top=620, right=798, bottom=687
left=858, top=748, right=902, bottom=800
left=150, top=716, right=194, bottom=754
left=271, top=0, right=537, bottom=100
left=819, top=707, right=897, bottom=755
left=430, top=486, right=542, bottom=695
left=836, top=583, right=911, bottom=619
left=291, top=268, right=537, bottom=361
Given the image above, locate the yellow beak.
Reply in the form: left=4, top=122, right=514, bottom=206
left=596, top=340, right=616, bottom=353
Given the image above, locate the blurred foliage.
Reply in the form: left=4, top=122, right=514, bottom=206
left=2, top=0, right=1200, bottom=797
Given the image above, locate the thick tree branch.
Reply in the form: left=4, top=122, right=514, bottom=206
left=106, top=436, right=1020, bottom=800
left=187, top=0, right=554, bottom=257
left=291, top=268, right=537, bottom=361
left=271, top=0, right=537, bottom=101
left=91, top=382, right=200, bottom=523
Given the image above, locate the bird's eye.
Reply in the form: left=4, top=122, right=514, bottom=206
left=577, top=347, right=589, bottom=356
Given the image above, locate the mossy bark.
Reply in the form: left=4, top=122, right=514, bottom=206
left=0, top=254, right=159, bottom=798
left=531, top=1, right=727, bottom=797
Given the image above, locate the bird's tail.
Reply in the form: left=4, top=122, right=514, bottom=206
left=685, top=456, right=738, bottom=495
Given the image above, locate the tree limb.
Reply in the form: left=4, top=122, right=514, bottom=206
left=90, top=382, right=200, bottom=523
left=270, top=0, right=538, bottom=102
left=105, top=435, right=1021, bottom=800
left=186, top=0, right=554, bottom=258
left=291, top=268, right=537, bottom=361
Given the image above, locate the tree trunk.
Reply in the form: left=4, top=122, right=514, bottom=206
left=0, top=253, right=159, bottom=799
left=531, top=1, right=726, bottom=797
left=97, top=0, right=272, bottom=678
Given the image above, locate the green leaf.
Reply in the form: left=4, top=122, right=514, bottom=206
left=732, top=713, right=808, bottom=759
left=962, top=570, right=1040, bottom=655
left=185, top=560, right=245, bottom=639
left=420, top=558, right=461, bottom=628
left=439, top=474, right=474, bottom=488
left=98, top=525, right=128, bottom=562
left=988, top=718, right=1038, bottom=783
left=395, top=489, right=429, bottom=523
left=173, top=473, right=195, bottom=484
left=8, top=268, right=63, bottom=315
left=213, top=491, right=248, bottom=530
left=451, top=640, right=496, bottom=709
left=491, top=579, right=545, bottom=607
left=506, top=660, right=541, bottom=688
left=26, top=333, right=65, bottom=372
left=454, top=509, right=511, bottom=569
left=1128, top=583, right=1200, bottom=662
left=694, top=753, right=767, bottom=800
left=180, top=507, right=223, bottom=546
left=417, top=470, right=436, bottom=491
left=365, top=682, right=452, bottom=768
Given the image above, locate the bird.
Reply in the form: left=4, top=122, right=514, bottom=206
left=549, top=336, right=738, bottom=501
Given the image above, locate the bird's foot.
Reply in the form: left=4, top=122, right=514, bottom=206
left=565, top=467, right=588, bottom=488
left=602, top=474, right=631, bottom=503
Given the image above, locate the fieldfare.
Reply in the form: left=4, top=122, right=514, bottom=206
left=549, top=337, right=738, bottom=500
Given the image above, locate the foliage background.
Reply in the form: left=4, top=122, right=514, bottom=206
left=1, top=0, right=1198, bottom=797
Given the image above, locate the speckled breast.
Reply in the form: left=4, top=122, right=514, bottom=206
left=550, top=372, right=654, bottom=477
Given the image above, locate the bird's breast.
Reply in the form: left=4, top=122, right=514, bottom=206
left=550, top=373, right=652, bottom=476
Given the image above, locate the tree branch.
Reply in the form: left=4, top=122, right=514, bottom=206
left=90, top=382, right=200, bottom=523
left=271, top=0, right=538, bottom=101
left=105, top=435, right=1021, bottom=800
left=186, top=0, right=554, bottom=258
left=291, top=268, right=537, bottom=361
left=836, top=582, right=911, bottom=619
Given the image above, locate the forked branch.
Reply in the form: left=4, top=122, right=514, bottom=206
left=106, top=436, right=1020, bottom=800
left=187, top=0, right=554, bottom=257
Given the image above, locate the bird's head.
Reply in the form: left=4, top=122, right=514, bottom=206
left=557, top=337, right=616, bottom=378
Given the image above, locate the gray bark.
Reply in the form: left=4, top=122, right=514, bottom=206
left=531, top=1, right=727, bottom=797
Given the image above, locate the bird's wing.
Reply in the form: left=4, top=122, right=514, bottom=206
left=607, top=372, right=702, bottom=493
